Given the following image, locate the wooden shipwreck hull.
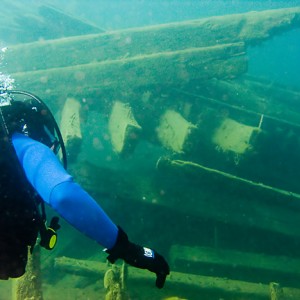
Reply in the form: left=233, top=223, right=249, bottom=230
left=2, top=7, right=300, bottom=98
left=2, top=6, right=300, bottom=298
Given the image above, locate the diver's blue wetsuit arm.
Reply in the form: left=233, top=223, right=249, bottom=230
left=12, top=132, right=170, bottom=288
left=11, top=132, right=118, bottom=249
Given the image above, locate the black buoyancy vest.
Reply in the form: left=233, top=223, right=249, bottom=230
left=0, top=102, right=41, bottom=250
left=0, top=90, right=66, bottom=279
left=0, top=104, right=41, bottom=279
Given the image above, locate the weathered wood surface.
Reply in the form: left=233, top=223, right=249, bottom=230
left=183, top=76, right=300, bottom=127
left=270, top=282, right=284, bottom=300
left=0, top=3, right=102, bottom=45
left=165, top=79, right=300, bottom=195
left=170, top=245, right=300, bottom=278
left=3, top=7, right=300, bottom=73
left=156, top=109, right=197, bottom=153
left=12, top=247, right=43, bottom=300
left=10, top=43, right=246, bottom=98
left=70, top=158, right=300, bottom=240
left=54, top=256, right=300, bottom=299
left=59, top=97, right=82, bottom=162
left=156, top=158, right=300, bottom=238
left=108, top=101, right=142, bottom=156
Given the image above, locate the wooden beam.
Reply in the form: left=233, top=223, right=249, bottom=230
left=54, top=256, right=300, bottom=299
left=59, top=98, right=82, bottom=163
left=156, top=157, right=300, bottom=238
left=170, top=245, right=300, bottom=278
left=0, top=3, right=102, bottom=45
left=156, top=109, right=197, bottom=153
left=184, top=77, right=300, bottom=127
left=12, top=247, right=43, bottom=300
left=3, top=7, right=300, bottom=73
left=10, top=43, right=246, bottom=99
left=108, top=101, right=142, bottom=156
left=68, top=158, right=300, bottom=240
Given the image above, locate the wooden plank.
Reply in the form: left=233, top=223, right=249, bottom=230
left=212, top=117, right=258, bottom=154
left=156, top=158, right=300, bottom=238
left=157, top=157, right=300, bottom=201
left=156, top=109, right=197, bottom=153
left=184, top=77, right=300, bottom=127
left=108, top=101, right=142, bottom=156
left=0, top=3, right=102, bottom=45
left=12, top=247, right=43, bottom=300
left=242, top=76, right=300, bottom=122
left=59, top=98, right=82, bottom=163
left=3, top=7, right=300, bottom=73
left=270, top=282, right=284, bottom=300
left=170, top=245, right=300, bottom=278
left=54, top=256, right=300, bottom=300
left=10, top=43, right=246, bottom=99
left=70, top=158, right=300, bottom=239
left=167, top=82, right=300, bottom=195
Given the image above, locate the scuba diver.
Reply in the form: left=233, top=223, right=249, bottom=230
left=0, top=89, right=169, bottom=288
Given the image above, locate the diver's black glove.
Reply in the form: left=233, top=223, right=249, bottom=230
left=106, top=226, right=170, bottom=288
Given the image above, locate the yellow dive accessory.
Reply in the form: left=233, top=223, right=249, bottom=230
left=40, top=227, right=57, bottom=250
left=48, top=228, right=57, bottom=249
left=40, top=217, right=60, bottom=250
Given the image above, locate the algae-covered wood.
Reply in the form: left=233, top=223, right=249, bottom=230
left=212, top=117, right=258, bottom=154
left=3, top=7, right=300, bottom=73
left=70, top=158, right=300, bottom=240
left=187, top=76, right=300, bottom=127
left=170, top=245, right=300, bottom=279
left=0, top=3, right=102, bottom=45
left=156, top=109, right=197, bottom=153
left=12, top=247, right=43, bottom=300
left=1, top=5, right=300, bottom=300
left=10, top=43, right=246, bottom=98
left=59, top=98, right=82, bottom=162
left=108, top=101, right=141, bottom=156
left=54, top=256, right=300, bottom=300
left=156, top=158, right=300, bottom=238
left=167, top=81, right=300, bottom=194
